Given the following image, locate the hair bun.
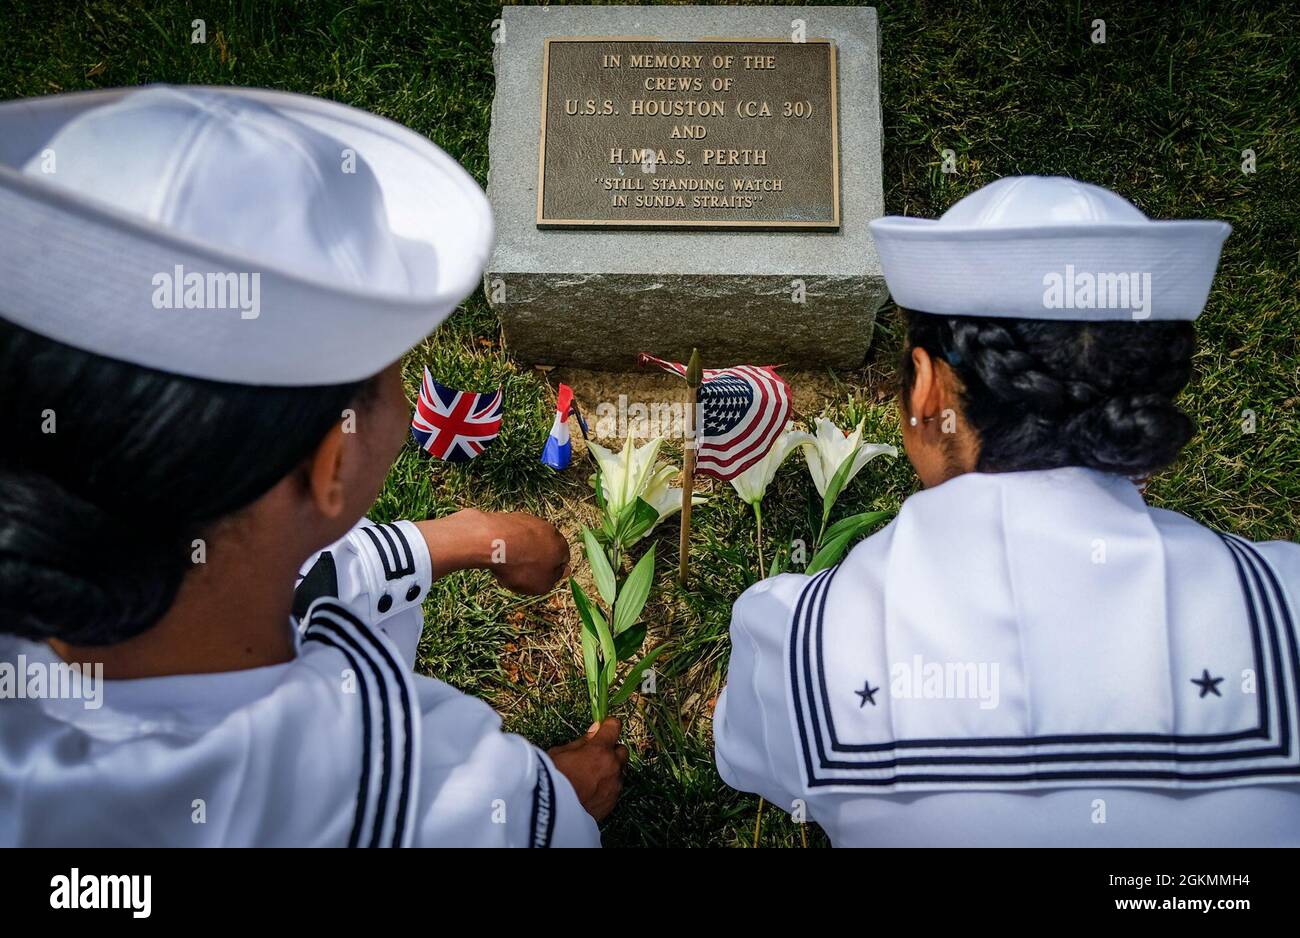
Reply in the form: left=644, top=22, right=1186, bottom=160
left=903, top=312, right=1198, bottom=476
left=1064, top=393, right=1195, bottom=476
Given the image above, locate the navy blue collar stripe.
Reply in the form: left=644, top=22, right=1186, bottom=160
left=308, top=617, right=395, bottom=847
left=330, top=602, right=418, bottom=844
left=309, top=601, right=416, bottom=846
left=1223, top=537, right=1290, bottom=752
left=1230, top=535, right=1300, bottom=753
left=304, top=600, right=416, bottom=846
left=301, top=628, right=378, bottom=846
left=788, top=533, right=1300, bottom=789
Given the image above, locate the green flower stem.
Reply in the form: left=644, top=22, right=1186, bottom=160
left=597, top=526, right=624, bottom=722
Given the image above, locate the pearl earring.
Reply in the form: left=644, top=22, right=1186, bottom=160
left=908, top=416, right=918, bottom=427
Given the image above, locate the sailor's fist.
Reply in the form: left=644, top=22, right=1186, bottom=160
left=478, top=511, right=570, bottom=595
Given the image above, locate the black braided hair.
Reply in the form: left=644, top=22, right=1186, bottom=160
left=900, top=309, right=1197, bottom=477
left=0, top=318, right=376, bottom=646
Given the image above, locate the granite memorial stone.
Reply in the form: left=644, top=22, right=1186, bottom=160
left=486, top=4, right=885, bottom=369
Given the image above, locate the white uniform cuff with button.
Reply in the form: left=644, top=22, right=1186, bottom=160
left=344, top=520, right=432, bottom=623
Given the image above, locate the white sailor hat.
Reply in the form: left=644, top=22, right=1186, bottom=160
left=869, top=176, right=1230, bottom=321
left=0, top=85, right=493, bottom=385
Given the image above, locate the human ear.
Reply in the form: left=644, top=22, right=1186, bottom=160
left=909, top=346, right=938, bottom=423
left=306, top=423, right=348, bottom=519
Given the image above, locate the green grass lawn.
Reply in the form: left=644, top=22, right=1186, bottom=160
left=3, top=0, right=1296, bottom=846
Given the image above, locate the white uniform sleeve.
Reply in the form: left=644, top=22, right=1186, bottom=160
left=294, top=519, right=433, bottom=667
left=411, top=683, right=600, bottom=847
left=713, top=573, right=811, bottom=817
left=294, top=521, right=599, bottom=847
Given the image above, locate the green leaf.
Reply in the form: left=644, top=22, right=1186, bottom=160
left=572, top=579, right=608, bottom=720
left=579, top=626, right=600, bottom=716
left=822, top=510, right=892, bottom=545
left=821, top=450, right=858, bottom=526
left=805, top=529, right=855, bottom=574
left=608, top=644, right=671, bottom=709
left=582, top=528, right=616, bottom=606
left=570, top=578, right=608, bottom=640
left=591, top=469, right=619, bottom=541
left=620, top=497, right=661, bottom=545
left=595, top=660, right=608, bottom=722
left=615, top=496, right=636, bottom=529
left=614, top=622, right=647, bottom=661
left=590, top=465, right=606, bottom=512
left=806, top=511, right=892, bottom=575
left=767, top=538, right=790, bottom=578
left=613, top=544, right=655, bottom=636
left=578, top=584, right=617, bottom=693
left=576, top=577, right=618, bottom=688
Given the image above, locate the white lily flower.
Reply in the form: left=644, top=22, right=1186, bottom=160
left=587, top=431, right=665, bottom=518
left=588, top=432, right=703, bottom=542
left=729, top=423, right=816, bottom=506
left=802, top=417, right=897, bottom=498
left=642, top=463, right=706, bottom=529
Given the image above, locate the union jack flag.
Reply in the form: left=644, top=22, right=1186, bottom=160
left=410, top=366, right=503, bottom=462
left=638, top=353, right=791, bottom=480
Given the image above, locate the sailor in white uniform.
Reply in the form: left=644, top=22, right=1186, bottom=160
left=713, top=177, right=1300, bottom=846
left=0, top=86, right=623, bottom=846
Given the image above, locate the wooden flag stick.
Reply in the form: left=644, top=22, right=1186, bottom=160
left=679, top=348, right=702, bottom=586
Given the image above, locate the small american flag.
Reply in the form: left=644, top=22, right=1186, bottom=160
left=638, top=353, right=792, bottom=480
left=411, top=366, right=503, bottom=462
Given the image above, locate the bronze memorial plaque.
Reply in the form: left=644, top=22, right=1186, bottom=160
left=537, top=38, right=840, bottom=229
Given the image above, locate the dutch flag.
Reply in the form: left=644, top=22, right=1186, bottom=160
left=541, top=383, right=586, bottom=470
